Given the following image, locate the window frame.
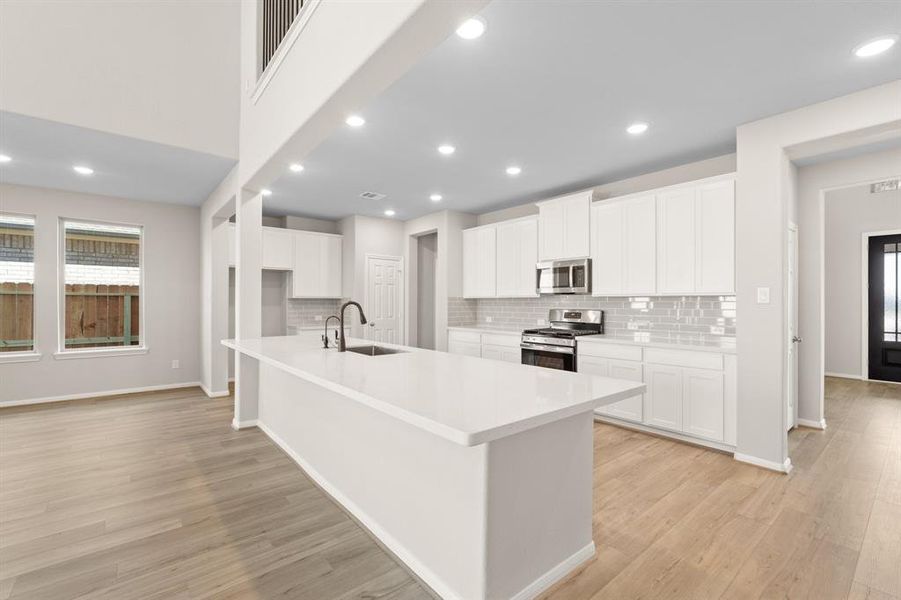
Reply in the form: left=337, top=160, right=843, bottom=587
left=55, top=217, right=148, bottom=359
left=0, top=211, right=40, bottom=364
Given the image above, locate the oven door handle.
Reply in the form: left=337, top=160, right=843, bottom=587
left=520, top=343, right=575, bottom=355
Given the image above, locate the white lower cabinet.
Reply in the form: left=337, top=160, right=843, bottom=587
left=683, top=368, right=725, bottom=441
left=482, top=344, right=520, bottom=364
left=643, top=364, right=684, bottom=432
left=447, top=329, right=521, bottom=362
left=448, top=340, right=482, bottom=357
left=579, top=355, right=643, bottom=423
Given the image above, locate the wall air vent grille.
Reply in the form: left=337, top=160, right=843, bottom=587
left=871, top=179, right=900, bottom=193
left=360, top=192, right=387, bottom=201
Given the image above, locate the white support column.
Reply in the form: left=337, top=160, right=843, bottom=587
left=234, top=189, right=263, bottom=428
left=209, top=217, right=230, bottom=395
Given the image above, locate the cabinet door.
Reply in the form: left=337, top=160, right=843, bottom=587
left=478, top=227, right=497, bottom=297
left=623, top=195, right=656, bottom=295
left=538, top=202, right=565, bottom=260
left=591, top=202, right=624, bottom=295
left=695, top=180, right=735, bottom=294
left=292, top=232, right=321, bottom=297
left=501, top=347, right=522, bottom=364
left=644, top=364, right=683, bottom=432
left=683, top=368, right=724, bottom=441
left=577, top=355, right=613, bottom=416
left=262, top=228, right=294, bottom=270
left=321, top=236, right=343, bottom=298
left=495, top=221, right=516, bottom=296
left=482, top=344, right=519, bottom=363
left=518, top=218, right=538, bottom=296
left=563, top=193, right=591, bottom=259
left=463, top=228, right=478, bottom=298
left=657, top=189, right=696, bottom=294
left=606, top=359, right=643, bottom=423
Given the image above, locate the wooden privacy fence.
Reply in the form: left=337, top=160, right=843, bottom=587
left=0, top=283, right=140, bottom=352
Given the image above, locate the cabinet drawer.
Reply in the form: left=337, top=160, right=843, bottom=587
left=448, top=330, right=481, bottom=344
left=482, top=333, right=520, bottom=348
left=448, top=340, right=481, bottom=357
left=643, top=348, right=722, bottom=370
left=578, top=341, right=642, bottom=361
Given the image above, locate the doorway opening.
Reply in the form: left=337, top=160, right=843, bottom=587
left=866, top=231, right=901, bottom=382
left=416, top=233, right=438, bottom=350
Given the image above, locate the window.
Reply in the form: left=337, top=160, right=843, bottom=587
left=885, top=241, right=899, bottom=342
left=0, top=214, right=35, bottom=353
left=61, top=220, right=143, bottom=351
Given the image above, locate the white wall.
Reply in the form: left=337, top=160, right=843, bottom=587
left=405, top=210, right=477, bottom=350
left=0, top=184, right=201, bottom=404
left=795, top=146, right=901, bottom=425
left=0, top=0, right=239, bottom=159
left=825, top=183, right=901, bottom=376
left=735, top=80, right=901, bottom=469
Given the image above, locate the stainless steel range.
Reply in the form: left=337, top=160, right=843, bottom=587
left=521, top=308, right=604, bottom=371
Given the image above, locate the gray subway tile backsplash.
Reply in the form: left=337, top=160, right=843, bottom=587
left=448, top=295, right=736, bottom=344
left=286, top=298, right=342, bottom=329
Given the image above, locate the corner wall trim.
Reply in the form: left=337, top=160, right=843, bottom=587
left=797, top=418, right=827, bottom=430
left=1, top=381, right=202, bottom=408
left=231, top=419, right=259, bottom=430
left=200, top=383, right=231, bottom=398
left=509, top=542, right=596, bottom=600
left=734, top=453, right=793, bottom=474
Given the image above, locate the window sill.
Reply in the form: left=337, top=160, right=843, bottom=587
left=0, top=351, right=42, bottom=364
left=54, top=347, right=148, bottom=360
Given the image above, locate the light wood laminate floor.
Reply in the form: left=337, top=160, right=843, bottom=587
left=1, top=378, right=899, bottom=599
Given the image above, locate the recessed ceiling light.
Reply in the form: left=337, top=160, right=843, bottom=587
left=456, top=16, right=486, bottom=40
left=626, top=122, right=649, bottom=135
left=289, top=163, right=304, bottom=173
left=345, top=115, right=365, bottom=127
left=506, top=166, right=522, bottom=176
left=384, top=209, right=396, bottom=217
left=261, top=189, right=273, bottom=196
left=438, top=144, right=456, bottom=155
left=73, top=165, right=94, bottom=175
left=0, top=154, right=11, bottom=163
left=853, top=35, right=898, bottom=58
left=430, top=194, right=443, bottom=202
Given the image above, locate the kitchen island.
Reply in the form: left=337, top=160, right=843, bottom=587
left=223, top=335, right=644, bottom=600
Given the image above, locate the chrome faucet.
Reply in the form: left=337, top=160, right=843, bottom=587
left=322, top=315, right=340, bottom=348
left=338, top=301, right=368, bottom=352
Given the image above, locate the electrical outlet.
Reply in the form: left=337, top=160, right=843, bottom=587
left=314, top=315, right=323, bottom=322
left=537, top=318, right=547, bottom=326
left=171, top=360, right=180, bottom=369
left=710, top=326, right=725, bottom=335
left=485, top=316, right=493, bottom=323
left=627, top=321, right=639, bottom=330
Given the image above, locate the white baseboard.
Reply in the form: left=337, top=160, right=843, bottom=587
left=797, top=418, right=827, bottom=430
left=593, top=414, right=736, bottom=453
left=734, top=453, right=793, bottom=474
left=1, top=381, right=202, bottom=408
left=510, top=542, right=595, bottom=600
left=200, top=383, right=231, bottom=398
left=231, top=418, right=258, bottom=430
left=825, top=372, right=862, bottom=380
left=257, top=420, right=461, bottom=600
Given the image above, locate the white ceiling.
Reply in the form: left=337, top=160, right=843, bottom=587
left=0, top=112, right=236, bottom=206
left=263, top=0, right=901, bottom=220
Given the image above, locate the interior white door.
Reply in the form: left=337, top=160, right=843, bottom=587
left=786, top=225, right=799, bottom=430
left=366, top=255, right=402, bottom=344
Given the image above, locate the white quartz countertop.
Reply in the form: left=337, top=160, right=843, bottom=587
left=223, top=335, right=644, bottom=447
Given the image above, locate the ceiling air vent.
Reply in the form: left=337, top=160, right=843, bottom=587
left=871, top=179, right=900, bottom=193
left=360, top=191, right=387, bottom=201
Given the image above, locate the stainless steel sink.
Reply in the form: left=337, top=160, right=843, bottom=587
left=345, top=345, right=407, bottom=356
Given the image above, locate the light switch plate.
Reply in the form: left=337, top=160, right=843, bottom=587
left=757, top=287, right=770, bottom=304
left=171, top=360, right=180, bottom=369
left=314, top=315, right=323, bottom=321
left=485, top=316, right=493, bottom=323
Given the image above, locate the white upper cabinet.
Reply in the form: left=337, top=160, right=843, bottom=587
left=495, top=217, right=538, bottom=297
left=291, top=231, right=343, bottom=298
left=537, top=191, right=591, bottom=261
left=462, top=225, right=496, bottom=298
left=262, top=227, right=294, bottom=271
left=591, top=195, right=655, bottom=296
left=656, top=188, right=697, bottom=295
left=694, top=180, right=735, bottom=294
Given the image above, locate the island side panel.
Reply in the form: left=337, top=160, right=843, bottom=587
left=484, top=412, right=596, bottom=600
left=256, top=362, right=489, bottom=600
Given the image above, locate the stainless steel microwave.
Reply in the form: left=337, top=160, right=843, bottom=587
left=536, top=258, right=591, bottom=295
